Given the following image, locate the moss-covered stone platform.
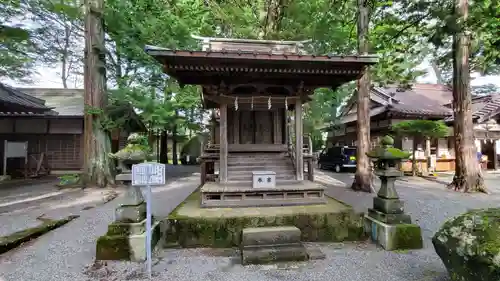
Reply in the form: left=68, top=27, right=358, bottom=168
left=165, top=191, right=366, bottom=248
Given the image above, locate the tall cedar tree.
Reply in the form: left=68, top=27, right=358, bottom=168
left=351, top=0, right=372, bottom=192
left=448, top=0, right=486, bottom=193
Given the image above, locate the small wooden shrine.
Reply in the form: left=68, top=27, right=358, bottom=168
left=146, top=36, right=376, bottom=208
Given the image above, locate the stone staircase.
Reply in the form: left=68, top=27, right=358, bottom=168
left=227, top=152, right=296, bottom=184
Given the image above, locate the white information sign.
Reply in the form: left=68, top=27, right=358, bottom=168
left=131, top=162, right=166, bottom=279
left=132, top=162, right=166, bottom=186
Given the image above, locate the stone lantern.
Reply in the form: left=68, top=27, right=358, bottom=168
left=95, top=133, right=161, bottom=261
left=364, top=135, right=423, bottom=250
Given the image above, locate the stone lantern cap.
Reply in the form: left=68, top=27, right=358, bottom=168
left=366, top=135, right=411, bottom=160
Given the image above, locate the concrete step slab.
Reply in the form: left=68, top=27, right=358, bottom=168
left=228, top=170, right=295, bottom=175
left=241, top=243, right=309, bottom=265
left=241, top=226, right=301, bottom=246
left=225, top=179, right=300, bottom=185
left=227, top=176, right=295, bottom=181
left=228, top=168, right=293, bottom=172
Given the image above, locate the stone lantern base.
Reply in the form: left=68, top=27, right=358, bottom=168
left=95, top=173, right=162, bottom=261
left=95, top=219, right=162, bottom=261
left=364, top=215, right=422, bottom=251
left=363, top=171, right=423, bottom=251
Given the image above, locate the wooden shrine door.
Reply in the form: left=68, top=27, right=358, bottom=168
left=239, top=111, right=254, bottom=144
left=254, top=110, right=273, bottom=144
left=238, top=110, right=273, bottom=144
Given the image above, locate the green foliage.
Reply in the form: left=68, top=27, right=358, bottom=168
left=180, top=134, right=204, bottom=157
left=393, top=0, right=499, bottom=78
left=58, top=173, right=81, bottom=186
left=26, top=0, right=84, bottom=87
left=0, top=0, right=36, bottom=80
left=2, top=0, right=497, bottom=145
left=391, top=120, right=449, bottom=139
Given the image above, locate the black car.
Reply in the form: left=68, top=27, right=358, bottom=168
left=318, top=146, right=357, bottom=172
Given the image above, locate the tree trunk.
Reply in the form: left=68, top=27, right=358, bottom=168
left=82, top=0, right=114, bottom=188
left=448, top=0, right=486, bottom=193
left=188, top=108, right=194, bottom=139
left=172, top=110, right=179, bottom=165
left=160, top=131, right=168, bottom=164
left=351, top=0, right=372, bottom=192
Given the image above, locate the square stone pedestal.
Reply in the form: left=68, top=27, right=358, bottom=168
left=96, top=219, right=162, bottom=261
left=364, top=214, right=423, bottom=251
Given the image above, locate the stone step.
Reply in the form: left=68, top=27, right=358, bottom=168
left=241, top=244, right=309, bottom=265
left=241, top=226, right=302, bottom=247
left=228, top=156, right=290, bottom=161
left=228, top=166, right=294, bottom=171
left=225, top=179, right=300, bottom=185
left=227, top=175, right=295, bottom=181
left=228, top=152, right=288, bottom=157
left=228, top=165, right=293, bottom=170
left=228, top=169, right=295, bottom=175
left=228, top=160, right=290, bottom=164
left=229, top=158, right=291, bottom=162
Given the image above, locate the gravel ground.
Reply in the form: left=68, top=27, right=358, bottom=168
left=84, top=242, right=447, bottom=281
left=2, top=166, right=500, bottom=281
left=0, top=166, right=199, bottom=281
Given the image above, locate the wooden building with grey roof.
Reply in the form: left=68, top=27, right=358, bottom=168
left=0, top=84, right=144, bottom=178
left=331, top=83, right=500, bottom=172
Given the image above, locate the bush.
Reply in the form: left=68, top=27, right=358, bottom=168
left=180, top=134, right=207, bottom=165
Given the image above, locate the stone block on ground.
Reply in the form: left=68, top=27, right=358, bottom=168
left=241, top=226, right=301, bottom=247
left=96, top=220, right=161, bottom=261
left=241, top=244, right=309, bottom=265
left=364, top=215, right=423, bottom=251
left=432, top=208, right=500, bottom=281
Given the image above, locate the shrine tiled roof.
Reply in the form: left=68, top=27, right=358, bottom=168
left=444, top=93, right=500, bottom=123
left=379, top=84, right=452, bottom=116
left=145, top=45, right=379, bottom=63
left=145, top=45, right=378, bottom=90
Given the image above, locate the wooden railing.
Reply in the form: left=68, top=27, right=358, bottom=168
left=288, top=122, right=297, bottom=170
left=302, top=134, right=313, bottom=156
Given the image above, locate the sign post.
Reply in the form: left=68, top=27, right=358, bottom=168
left=132, top=162, right=166, bottom=279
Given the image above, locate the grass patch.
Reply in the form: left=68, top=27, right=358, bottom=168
left=0, top=215, right=79, bottom=254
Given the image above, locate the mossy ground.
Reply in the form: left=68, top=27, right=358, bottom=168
left=165, top=192, right=366, bottom=248
left=0, top=215, right=79, bottom=254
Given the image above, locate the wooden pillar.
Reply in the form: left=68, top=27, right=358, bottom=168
left=219, top=104, right=228, bottom=183
left=200, top=161, right=206, bottom=185
left=273, top=109, right=283, bottom=144
left=307, top=159, right=314, bottom=181
left=425, top=137, right=432, bottom=173
left=233, top=109, right=239, bottom=144
left=494, top=140, right=498, bottom=170
left=295, top=101, right=304, bottom=181
left=285, top=111, right=290, bottom=148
